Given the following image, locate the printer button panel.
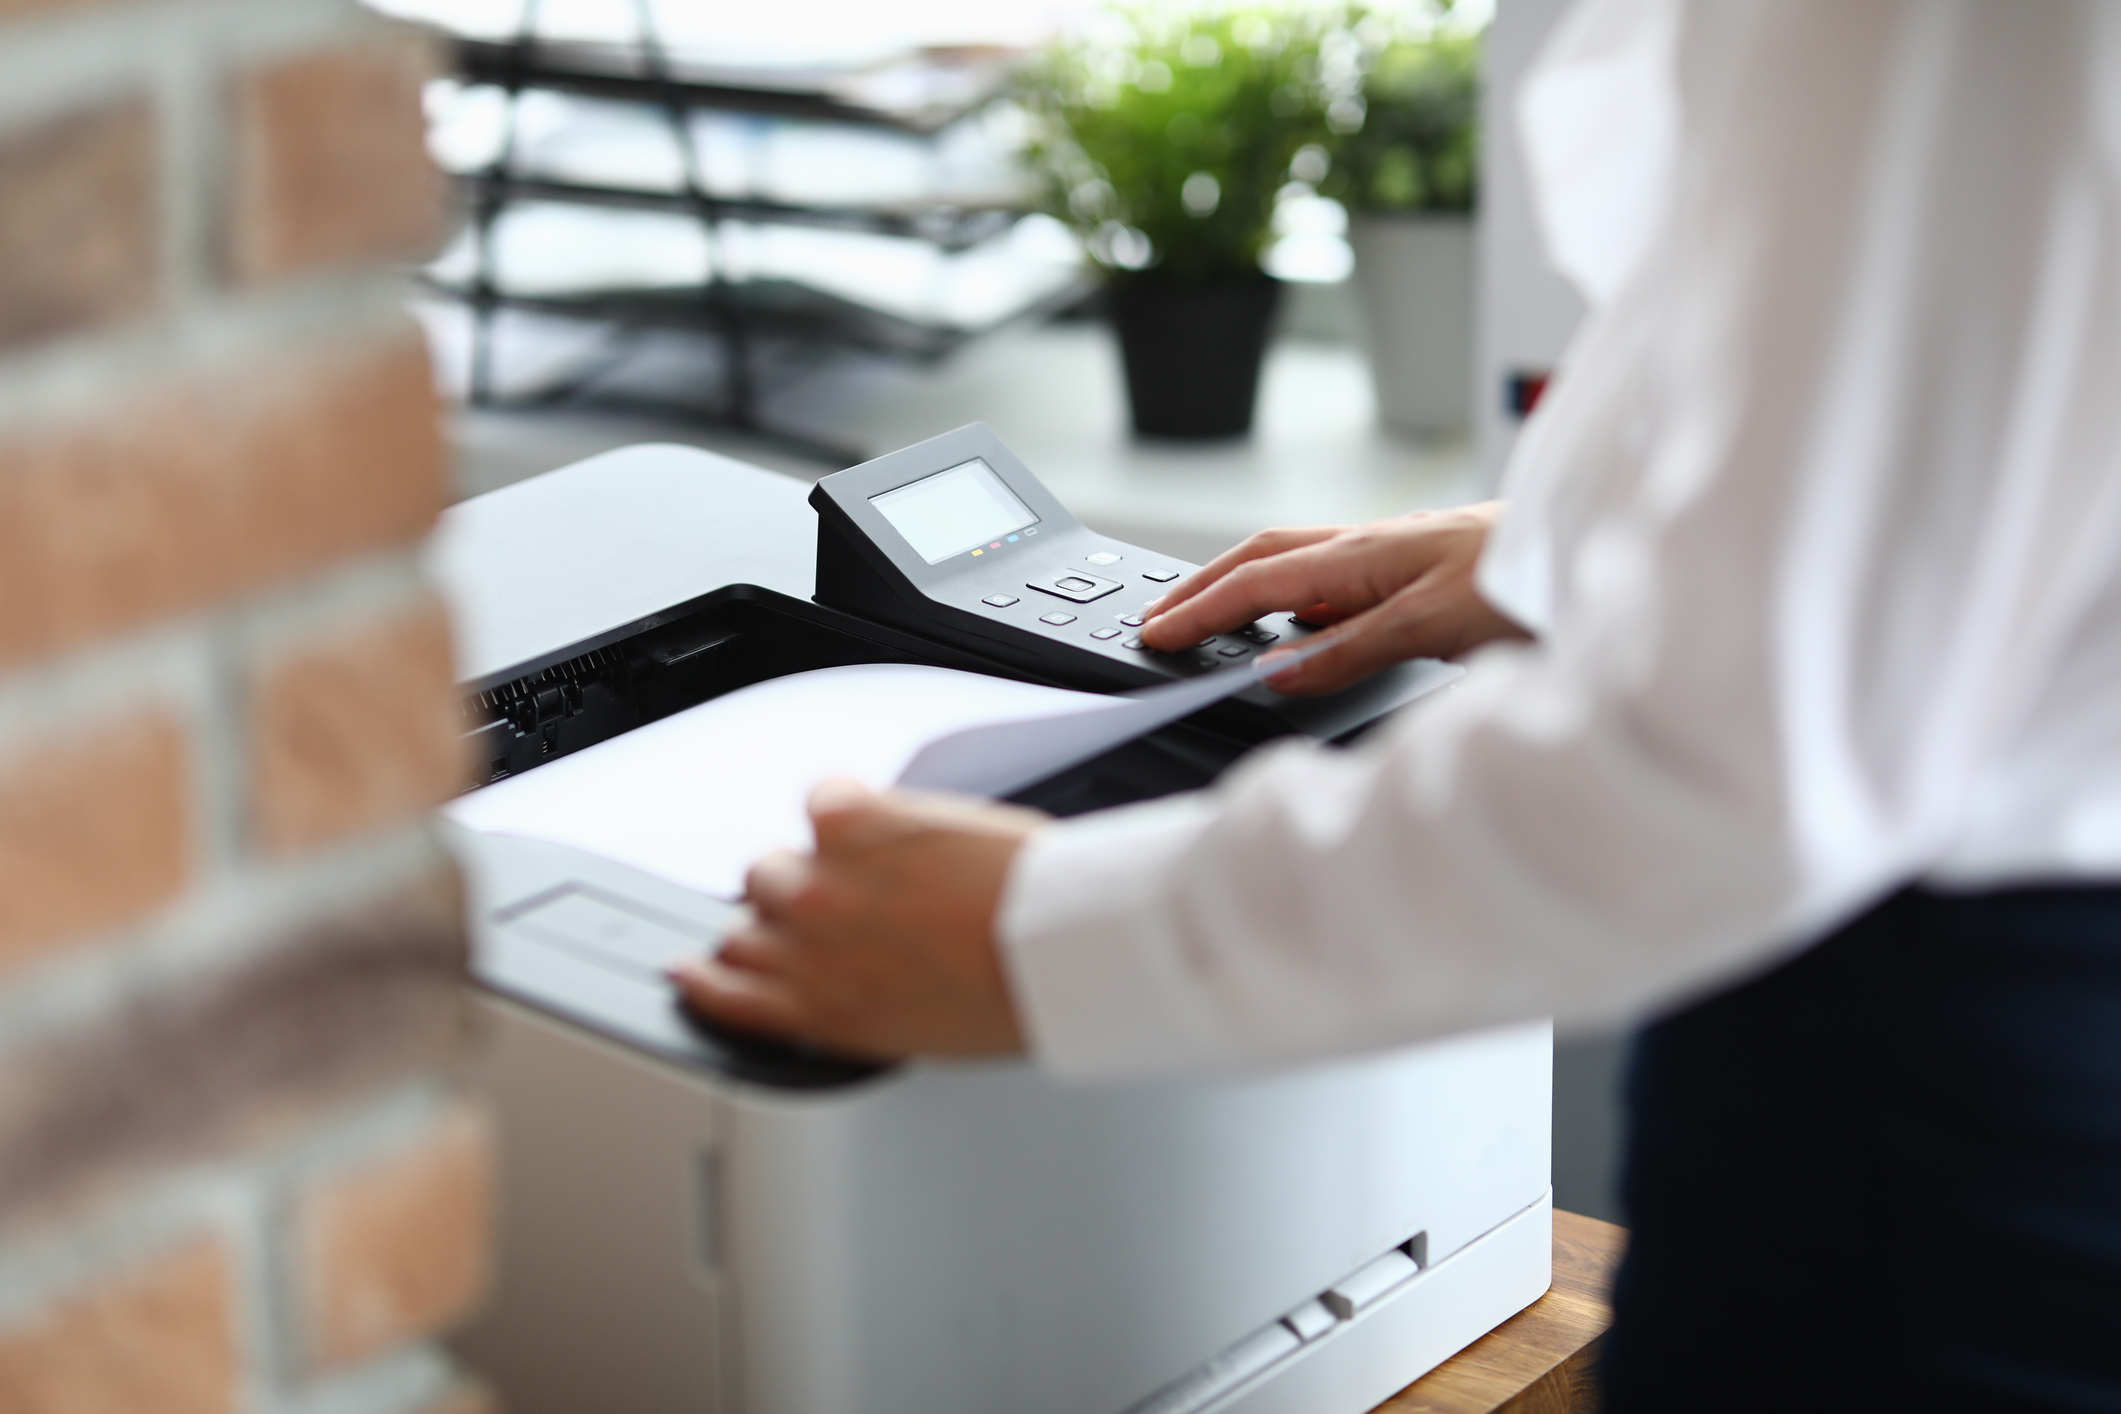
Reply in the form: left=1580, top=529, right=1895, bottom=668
left=966, top=581, right=1312, bottom=682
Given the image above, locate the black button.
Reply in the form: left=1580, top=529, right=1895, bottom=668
left=1027, top=571, right=1124, bottom=604
left=1217, top=644, right=1250, bottom=657
left=1089, top=627, right=1121, bottom=640
left=1142, top=569, right=1180, bottom=583
left=1039, top=611, right=1076, bottom=626
left=1237, top=625, right=1279, bottom=644
left=981, top=594, right=1019, bottom=608
left=1120, top=613, right=1146, bottom=627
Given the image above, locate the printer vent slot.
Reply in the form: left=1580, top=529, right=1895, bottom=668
left=1121, top=1229, right=1434, bottom=1414
left=457, top=622, right=749, bottom=786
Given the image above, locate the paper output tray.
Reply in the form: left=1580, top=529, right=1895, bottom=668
left=459, top=583, right=1261, bottom=800
left=453, top=585, right=1264, bottom=1090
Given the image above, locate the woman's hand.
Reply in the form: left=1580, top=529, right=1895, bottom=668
left=670, top=779, right=1044, bottom=1059
left=1139, top=502, right=1531, bottom=695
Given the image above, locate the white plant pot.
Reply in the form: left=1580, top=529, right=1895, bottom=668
left=1350, top=212, right=1475, bottom=435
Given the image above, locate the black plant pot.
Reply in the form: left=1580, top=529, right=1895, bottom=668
left=1108, top=275, right=1283, bottom=439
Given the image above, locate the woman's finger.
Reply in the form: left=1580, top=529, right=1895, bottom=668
left=1259, top=585, right=1463, bottom=695
left=1146, top=526, right=1344, bottom=617
left=713, top=921, right=794, bottom=975
left=742, top=849, right=811, bottom=919
left=668, top=955, right=810, bottom=1039
left=808, top=776, right=920, bottom=856
left=1143, top=541, right=1377, bottom=650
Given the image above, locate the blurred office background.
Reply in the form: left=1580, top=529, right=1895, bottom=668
left=390, top=0, right=1486, bottom=559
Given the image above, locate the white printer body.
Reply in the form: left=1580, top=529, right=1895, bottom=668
left=434, top=444, right=1553, bottom=1414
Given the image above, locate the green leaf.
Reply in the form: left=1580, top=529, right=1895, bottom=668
left=1014, top=4, right=1348, bottom=286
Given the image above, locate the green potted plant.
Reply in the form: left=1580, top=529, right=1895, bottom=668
left=1017, top=7, right=1341, bottom=438
left=1324, top=14, right=1480, bottom=435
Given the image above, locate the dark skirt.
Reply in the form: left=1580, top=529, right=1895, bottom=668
left=1601, top=884, right=2121, bottom=1414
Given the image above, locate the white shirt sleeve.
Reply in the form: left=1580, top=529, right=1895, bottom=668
left=998, top=0, right=2121, bottom=1081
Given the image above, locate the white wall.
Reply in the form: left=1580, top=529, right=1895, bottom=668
left=1476, top=0, right=1587, bottom=489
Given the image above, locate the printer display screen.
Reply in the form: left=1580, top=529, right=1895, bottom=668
left=869, top=459, right=1039, bottom=564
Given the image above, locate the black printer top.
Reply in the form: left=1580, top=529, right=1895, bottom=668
left=433, top=443, right=819, bottom=692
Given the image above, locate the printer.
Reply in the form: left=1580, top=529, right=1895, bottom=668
left=434, top=430, right=1553, bottom=1414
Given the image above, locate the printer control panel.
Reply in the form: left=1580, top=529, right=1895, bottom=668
left=809, top=423, right=1318, bottom=692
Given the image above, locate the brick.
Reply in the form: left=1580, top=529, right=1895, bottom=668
left=250, top=595, right=465, bottom=857
left=228, top=36, right=446, bottom=285
left=296, top=1099, right=493, bottom=1371
left=0, top=98, right=158, bottom=350
left=0, top=328, right=446, bottom=669
left=0, top=869, right=466, bottom=1223
left=0, top=708, right=190, bottom=976
left=0, top=1236, right=238, bottom=1414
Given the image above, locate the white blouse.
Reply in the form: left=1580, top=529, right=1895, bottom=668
left=999, top=0, right=2121, bottom=1080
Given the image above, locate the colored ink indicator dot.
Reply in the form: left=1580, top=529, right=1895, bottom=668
left=971, top=549, right=983, bottom=556
left=1006, top=534, right=1019, bottom=542
left=990, top=542, right=1002, bottom=549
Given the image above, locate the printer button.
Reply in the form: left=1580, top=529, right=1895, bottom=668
left=1089, top=627, right=1122, bottom=640
left=1119, top=613, right=1146, bottom=627
left=1237, top=624, right=1280, bottom=644
left=1123, top=636, right=1145, bottom=650
left=1217, top=644, right=1250, bottom=658
left=981, top=594, right=1020, bottom=608
left=1039, top=611, right=1077, bottom=626
left=1085, top=551, right=1122, bottom=566
left=1142, top=569, right=1181, bottom=583
left=1027, top=571, right=1124, bottom=604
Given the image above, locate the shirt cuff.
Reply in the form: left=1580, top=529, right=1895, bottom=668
left=996, top=792, right=1249, bottom=1081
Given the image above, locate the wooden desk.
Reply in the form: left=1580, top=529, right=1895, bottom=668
left=1370, top=1210, right=1627, bottom=1414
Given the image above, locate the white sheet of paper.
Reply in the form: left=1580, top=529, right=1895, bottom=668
left=895, top=659, right=1271, bottom=797
left=443, top=658, right=1279, bottom=899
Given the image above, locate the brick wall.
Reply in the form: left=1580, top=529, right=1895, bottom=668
left=0, top=1, right=490, bottom=1411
